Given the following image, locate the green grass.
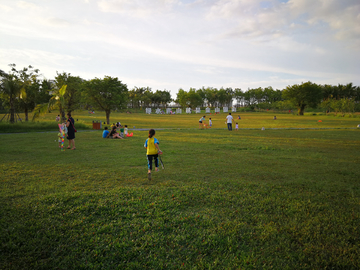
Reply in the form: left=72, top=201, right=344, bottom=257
left=1, top=113, right=360, bottom=269
left=1, top=110, right=359, bottom=132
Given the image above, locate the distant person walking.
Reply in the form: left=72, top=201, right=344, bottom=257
left=226, top=113, right=234, bottom=131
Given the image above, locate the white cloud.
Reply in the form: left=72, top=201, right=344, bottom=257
left=0, top=3, right=12, bottom=12
left=16, top=1, right=39, bottom=10
left=98, top=0, right=178, bottom=16
left=0, top=0, right=359, bottom=97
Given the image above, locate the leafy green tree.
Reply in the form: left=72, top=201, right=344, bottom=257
left=32, top=84, right=67, bottom=121
left=204, top=87, right=218, bottom=107
left=271, top=100, right=296, bottom=112
left=187, top=88, right=203, bottom=108
left=82, top=76, right=128, bottom=124
left=176, top=88, right=188, bottom=108
left=18, top=78, right=41, bottom=121
left=197, top=87, right=207, bottom=105
left=155, top=90, right=172, bottom=108
left=242, top=88, right=257, bottom=108
left=216, top=87, right=233, bottom=107
left=15, top=65, right=49, bottom=121
left=142, top=88, right=153, bottom=108
left=176, top=88, right=203, bottom=109
left=55, top=72, right=83, bottom=116
left=233, top=88, right=244, bottom=107
left=0, top=66, right=22, bottom=123
left=151, top=91, right=162, bottom=107
left=282, top=81, right=322, bottom=115
left=0, top=64, right=43, bottom=122
left=321, top=97, right=355, bottom=116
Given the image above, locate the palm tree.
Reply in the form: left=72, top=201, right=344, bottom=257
left=32, top=84, right=67, bottom=121
left=0, top=73, right=22, bottom=123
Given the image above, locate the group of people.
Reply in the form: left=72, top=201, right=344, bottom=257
left=57, top=112, right=76, bottom=150
left=102, top=122, right=129, bottom=139
left=199, top=113, right=239, bottom=131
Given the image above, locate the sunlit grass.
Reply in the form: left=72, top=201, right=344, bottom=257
left=1, top=114, right=360, bottom=269
left=1, top=110, right=359, bottom=133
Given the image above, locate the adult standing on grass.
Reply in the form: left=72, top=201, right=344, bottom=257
left=226, top=112, right=234, bottom=131
left=66, top=112, right=76, bottom=150
left=199, top=115, right=206, bottom=129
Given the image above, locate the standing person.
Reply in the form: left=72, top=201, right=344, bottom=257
left=226, top=112, right=234, bottom=131
left=66, top=112, right=76, bottom=150
left=199, top=115, right=206, bottom=129
left=209, top=118, right=212, bottom=128
left=144, top=129, right=162, bottom=180
left=235, top=122, right=239, bottom=130
left=56, top=115, right=60, bottom=122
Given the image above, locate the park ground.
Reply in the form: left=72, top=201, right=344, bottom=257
left=0, top=111, right=359, bottom=269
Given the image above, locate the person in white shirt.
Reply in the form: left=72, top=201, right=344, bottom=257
left=226, top=113, right=234, bottom=131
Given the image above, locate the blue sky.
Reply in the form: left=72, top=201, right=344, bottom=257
left=0, top=0, right=359, bottom=99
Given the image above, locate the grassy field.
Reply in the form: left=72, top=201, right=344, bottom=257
left=1, top=111, right=360, bottom=269
left=1, top=110, right=359, bottom=132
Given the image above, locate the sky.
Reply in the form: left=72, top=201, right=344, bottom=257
left=1, top=0, right=359, bottom=99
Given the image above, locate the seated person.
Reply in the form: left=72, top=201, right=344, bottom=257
left=102, top=127, right=109, bottom=138
left=107, top=126, right=123, bottom=139
left=119, top=126, right=125, bottom=138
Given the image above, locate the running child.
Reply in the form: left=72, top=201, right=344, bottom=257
left=144, top=129, right=162, bottom=180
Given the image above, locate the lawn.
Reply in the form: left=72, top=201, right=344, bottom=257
left=1, top=110, right=359, bottom=132
left=0, top=111, right=360, bottom=269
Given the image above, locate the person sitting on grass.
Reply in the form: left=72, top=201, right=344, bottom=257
left=119, top=125, right=125, bottom=138
left=124, top=125, right=128, bottom=136
left=102, top=127, right=109, bottom=138
left=107, top=126, right=123, bottom=139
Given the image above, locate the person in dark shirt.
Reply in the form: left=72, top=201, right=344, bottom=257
left=66, top=112, right=76, bottom=150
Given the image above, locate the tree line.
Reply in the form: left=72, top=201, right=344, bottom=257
left=1, top=64, right=359, bottom=124
left=176, top=82, right=360, bottom=115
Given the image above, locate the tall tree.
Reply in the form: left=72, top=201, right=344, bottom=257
left=82, top=76, right=128, bottom=124
left=32, top=84, right=67, bottom=121
left=187, top=88, right=203, bottom=108
left=204, top=87, right=218, bottom=107
left=176, top=88, right=188, bottom=108
left=0, top=65, right=22, bottom=123
left=282, top=81, right=322, bottom=115
left=55, top=72, right=83, bottom=116
left=233, top=88, right=244, bottom=107
left=156, top=90, right=172, bottom=108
